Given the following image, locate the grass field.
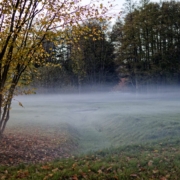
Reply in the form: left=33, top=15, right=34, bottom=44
left=1, top=92, right=180, bottom=179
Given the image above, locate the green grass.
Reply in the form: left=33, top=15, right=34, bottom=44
left=2, top=97, right=180, bottom=179
left=99, top=112, right=180, bottom=146
left=1, top=140, right=180, bottom=179
left=63, top=98, right=180, bottom=154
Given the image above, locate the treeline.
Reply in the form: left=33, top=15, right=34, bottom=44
left=112, top=0, right=180, bottom=92
left=32, top=0, right=180, bottom=93
left=32, top=21, right=118, bottom=93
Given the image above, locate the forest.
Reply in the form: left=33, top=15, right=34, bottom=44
left=32, top=0, right=180, bottom=93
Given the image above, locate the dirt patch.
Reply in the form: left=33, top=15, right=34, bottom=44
left=0, top=125, right=79, bottom=166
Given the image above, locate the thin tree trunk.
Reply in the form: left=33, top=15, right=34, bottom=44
left=0, top=105, right=10, bottom=137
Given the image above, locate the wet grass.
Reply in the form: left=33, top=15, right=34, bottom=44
left=1, top=111, right=180, bottom=179
left=99, top=112, right=180, bottom=146
left=1, top=139, right=180, bottom=179
left=1, top=94, right=180, bottom=179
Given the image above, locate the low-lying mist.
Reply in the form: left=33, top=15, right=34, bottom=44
left=9, top=88, right=180, bottom=153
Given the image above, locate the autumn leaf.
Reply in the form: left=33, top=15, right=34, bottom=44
left=148, top=160, right=153, bottom=166
left=130, top=174, right=139, bottom=178
left=1, top=176, right=6, bottom=180
left=72, top=163, right=77, bottom=170
left=41, top=165, right=51, bottom=170
left=0, top=0, right=113, bottom=135
left=106, top=167, right=112, bottom=172
left=19, top=102, right=24, bottom=108
left=152, top=169, right=159, bottom=174
left=160, top=177, right=168, bottom=180
left=52, top=168, right=59, bottom=172
left=154, top=150, right=158, bottom=153
left=16, top=170, right=29, bottom=179
left=98, top=169, right=103, bottom=174
left=48, top=173, right=53, bottom=177
left=72, top=175, right=78, bottom=180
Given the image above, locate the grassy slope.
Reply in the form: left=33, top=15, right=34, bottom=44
left=75, top=98, right=180, bottom=152
left=98, top=112, right=180, bottom=146
left=1, top=94, right=180, bottom=179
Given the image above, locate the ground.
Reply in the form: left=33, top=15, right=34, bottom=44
left=0, top=125, right=78, bottom=166
left=1, top=92, right=180, bottom=165
left=0, top=92, right=180, bottom=179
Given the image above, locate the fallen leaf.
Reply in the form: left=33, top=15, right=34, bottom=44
left=160, top=177, right=167, bottom=180
left=1, top=176, right=6, bottom=180
left=41, top=165, right=51, bottom=170
left=52, top=168, right=59, bottom=172
left=152, top=169, right=159, bottom=174
left=19, top=102, right=24, bottom=107
left=130, top=174, right=138, bottom=178
left=148, top=160, right=153, bottom=166
left=72, top=163, right=77, bottom=169
left=106, top=167, right=112, bottom=172
left=72, top=175, right=78, bottom=180
left=48, top=173, right=53, bottom=177
left=98, top=169, right=103, bottom=174
left=16, top=170, right=29, bottom=178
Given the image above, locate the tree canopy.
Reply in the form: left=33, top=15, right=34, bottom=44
left=0, top=0, right=114, bottom=135
left=112, top=0, right=180, bottom=92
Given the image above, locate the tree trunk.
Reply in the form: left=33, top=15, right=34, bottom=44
left=78, top=74, right=81, bottom=94
left=0, top=105, right=10, bottom=137
left=0, top=86, right=15, bottom=137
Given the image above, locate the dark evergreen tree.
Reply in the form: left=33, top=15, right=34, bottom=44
left=112, top=0, right=180, bottom=92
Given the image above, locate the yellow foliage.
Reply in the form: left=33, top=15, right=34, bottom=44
left=0, top=0, right=114, bottom=133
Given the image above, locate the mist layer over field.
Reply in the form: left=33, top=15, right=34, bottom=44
left=9, top=91, right=180, bottom=153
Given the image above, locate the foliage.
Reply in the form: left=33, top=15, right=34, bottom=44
left=68, top=20, right=118, bottom=89
left=32, top=20, right=118, bottom=92
left=0, top=0, right=114, bottom=135
left=112, top=1, right=180, bottom=92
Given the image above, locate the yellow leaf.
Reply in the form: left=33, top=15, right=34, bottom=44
left=19, top=102, right=24, bottom=108
left=98, top=169, right=102, bottom=174
left=148, top=160, right=153, bottom=166
left=130, top=174, right=138, bottom=178
left=1, top=175, right=6, bottom=180
left=48, top=174, right=53, bottom=177
left=41, top=165, right=51, bottom=170
left=152, top=169, right=159, bottom=174
left=52, top=168, right=59, bottom=172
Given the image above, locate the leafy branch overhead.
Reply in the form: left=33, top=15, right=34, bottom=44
left=0, top=0, right=114, bottom=136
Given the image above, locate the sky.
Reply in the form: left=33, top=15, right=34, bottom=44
left=82, top=0, right=173, bottom=25
left=111, top=0, right=168, bottom=9
left=102, top=0, right=172, bottom=23
left=109, top=0, right=168, bottom=12
left=104, top=0, right=173, bottom=12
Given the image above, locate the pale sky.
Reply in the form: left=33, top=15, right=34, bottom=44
left=104, top=0, right=173, bottom=13
left=108, top=0, right=169, bottom=12
left=111, top=0, right=170, bottom=9
left=82, top=0, right=173, bottom=25
left=103, top=0, right=173, bottom=23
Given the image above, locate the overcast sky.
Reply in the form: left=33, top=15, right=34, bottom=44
left=110, top=0, right=169, bottom=12
left=81, top=0, right=173, bottom=25
left=112, top=0, right=169, bottom=9
left=103, top=0, right=172, bottom=24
